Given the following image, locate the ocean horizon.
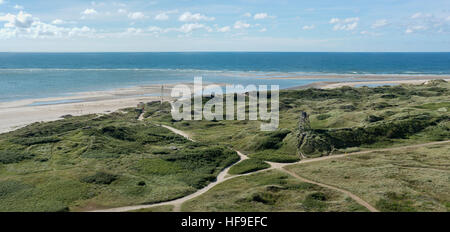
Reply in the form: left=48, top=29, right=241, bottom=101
left=1, top=52, right=450, bottom=102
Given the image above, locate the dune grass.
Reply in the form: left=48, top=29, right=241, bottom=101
left=181, top=170, right=368, bottom=212
left=285, top=143, right=450, bottom=212
left=0, top=108, right=239, bottom=212
left=228, top=159, right=271, bottom=175
left=149, top=81, right=449, bottom=161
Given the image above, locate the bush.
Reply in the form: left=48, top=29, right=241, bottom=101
left=251, top=192, right=279, bottom=205
left=316, top=114, right=331, bottom=120
left=366, top=115, right=384, bottom=123
left=0, top=151, right=36, bottom=164
left=303, top=192, right=328, bottom=210
left=10, top=136, right=61, bottom=146
left=228, top=159, right=270, bottom=175
left=80, top=172, right=118, bottom=185
left=252, top=129, right=291, bottom=151
left=249, top=150, right=300, bottom=163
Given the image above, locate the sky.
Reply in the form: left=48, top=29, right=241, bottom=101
left=0, top=0, right=450, bottom=52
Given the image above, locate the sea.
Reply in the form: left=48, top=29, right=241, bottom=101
left=1, top=52, right=449, bottom=102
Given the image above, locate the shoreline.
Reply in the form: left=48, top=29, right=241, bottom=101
left=0, top=84, right=182, bottom=134
left=0, top=76, right=448, bottom=134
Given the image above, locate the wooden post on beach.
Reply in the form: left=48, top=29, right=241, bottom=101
left=160, top=85, right=164, bottom=111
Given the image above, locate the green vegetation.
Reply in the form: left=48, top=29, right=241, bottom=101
left=150, top=81, right=449, bottom=161
left=0, top=108, right=238, bottom=212
left=286, top=143, right=450, bottom=212
left=228, top=159, right=270, bottom=175
left=181, top=170, right=368, bottom=212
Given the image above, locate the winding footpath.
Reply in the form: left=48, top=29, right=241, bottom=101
left=90, top=117, right=450, bottom=212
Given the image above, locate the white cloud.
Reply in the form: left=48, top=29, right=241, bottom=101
left=217, top=26, right=230, bottom=32
left=82, top=9, right=98, bottom=16
left=52, top=19, right=65, bottom=25
left=128, top=12, right=146, bottom=20
left=243, top=12, right=252, bottom=18
left=177, top=23, right=206, bottom=33
left=259, top=27, right=267, bottom=32
left=179, top=12, right=214, bottom=22
left=234, top=21, right=250, bottom=29
left=0, top=11, right=35, bottom=28
left=148, top=26, right=162, bottom=33
left=117, top=9, right=127, bottom=14
left=254, top=13, right=268, bottom=20
left=330, top=17, right=359, bottom=31
left=253, top=13, right=275, bottom=20
left=372, top=19, right=388, bottom=28
left=329, top=18, right=340, bottom=24
left=125, top=27, right=143, bottom=35
left=405, top=25, right=427, bottom=34
left=0, top=0, right=4, bottom=5
left=302, top=25, right=315, bottom=30
left=155, top=12, right=169, bottom=21
left=0, top=11, right=95, bottom=39
left=14, top=5, right=24, bottom=10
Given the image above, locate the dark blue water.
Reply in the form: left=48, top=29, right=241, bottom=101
left=0, top=52, right=449, bottom=102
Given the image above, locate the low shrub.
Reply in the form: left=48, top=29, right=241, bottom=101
left=249, top=150, right=300, bottom=163
left=80, top=172, right=118, bottom=185
left=0, top=151, right=36, bottom=164
left=228, top=159, right=270, bottom=175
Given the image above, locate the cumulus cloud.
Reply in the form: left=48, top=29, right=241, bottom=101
left=124, top=27, right=143, bottom=35
left=329, top=17, right=359, bottom=31
left=406, top=12, right=450, bottom=34
left=178, top=12, right=214, bottom=22
left=372, top=19, right=388, bottom=28
left=155, top=12, right=169, bottom=21
left=254, top=13, right=268, bottom=20
left=14, top=5, right=24, bottom=10
left=148, top=26, right=162, bottom=33
left=217, top=26, right=230, bottom=32
left=178, top=23, right=207, bottom=33
left=234, top=21, right=250, bottom=29
left=128, top=12, right=146, bottom=20
left=0, top=0, right=4, bottom=5
left=0, top=11, right=35, bottom=28
left=253, top=13, right=275, bottom=20
left=302, top=25, right=315, bottom=30
left=82, top=9, right=98, bottom=16
left=117, top=9, right=127, bottom=14
left=243, top=12, right=252, bottom=18
left=0, top=11, right=95, bottom=39
left=52, top=19, right=65, bottom=25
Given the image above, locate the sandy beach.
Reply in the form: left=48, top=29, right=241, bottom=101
left=0, top=84, right=179, bottom=134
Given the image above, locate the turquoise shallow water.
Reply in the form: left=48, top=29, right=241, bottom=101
left=1, top=52, right=449, bottom=102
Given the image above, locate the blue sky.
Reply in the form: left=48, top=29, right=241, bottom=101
left=0, top=0, right=450, bottom=51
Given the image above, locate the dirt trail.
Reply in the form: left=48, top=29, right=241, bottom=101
left=89, top=123, right=449, bottom=212
left=279, top=169, right=379, bottom=212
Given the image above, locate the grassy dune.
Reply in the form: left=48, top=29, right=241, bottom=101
left=286, top=144, right=450, bottom=212
left=152, top=81, right=449, bottom=160
left=0, top=107, right=239, bottom=212
left=181, top=170, right=368, bottom=212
